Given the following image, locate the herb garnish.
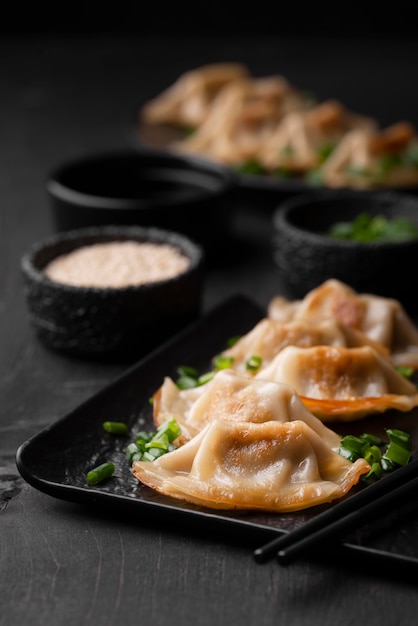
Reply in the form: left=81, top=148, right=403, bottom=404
left=339, top=428, right=412, bottom=483
left=102, top=421, right=129, bottom=435
left=86, top=462, right=115, bottom=486
left=328, top=213, right=418, bottom=243
left=126, top=417, right=181, bottom=463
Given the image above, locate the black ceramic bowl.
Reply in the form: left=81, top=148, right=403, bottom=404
left=21, top=225, right=205, bottom=361
left=46, top=149, right=237, bottom=257
left=273, top=189, right=418, bottom=311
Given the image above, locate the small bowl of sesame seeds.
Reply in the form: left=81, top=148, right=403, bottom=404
left=21, top=225, right=204, bottom=361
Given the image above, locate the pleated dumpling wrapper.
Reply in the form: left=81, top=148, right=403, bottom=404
left=315, top=122, right=418, bottom=189
left=140, top=62, right=249, bottom=128
left=257, top=99, right=377, bottom=174
left=268, top=278, right=418, bottom=369
left=255, top=344, right=418, bottom=421
left=152, top=368, right=344, bottom=444
left=217, top=315, right=388, bottom=376
left=132, top=418, right=370, bottom=512
left=172, top=74, right=309, bottom=165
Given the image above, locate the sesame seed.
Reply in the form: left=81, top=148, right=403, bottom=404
left=43, top=241, right=191, bottom=288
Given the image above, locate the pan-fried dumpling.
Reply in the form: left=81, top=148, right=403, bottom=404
left=258, top=100, right=376, bottom=174
left=140, top=62, right=250, bottom=128
left=173, top=75, right=309, bottom=165
left=153, top=368, right=342, bottom=445
left=132, top=419, right=370, bottom=512
left=268, top=279, right=418, bottom=368
left=255, top=344, right=418, bottom=421
left=315, top=122, right=418, bottom=189
left=218, top=316, right=388, bottom=375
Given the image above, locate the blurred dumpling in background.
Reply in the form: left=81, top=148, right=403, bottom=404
left=316, top=121, right=418, bottom=189
left=140, top=62, right=250, bottom=128
left=170, top=74, right=312, bottom=164
left=257, top=100, right=377, bottom=175
left=139, top=63, right=418, bottom=190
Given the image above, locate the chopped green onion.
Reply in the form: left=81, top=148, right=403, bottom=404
left=142, top=450, right=163, bottom=461
left=234, top=159, right=265, bottom=175
left=358, top=433, right=385, bottom=447
left=381, top=457, right=398, bottom=473
left=197, top=371, right=215, bottom=385
left=126, top=442, right=141, bottom=462
left=280, top=145, right=296, bottom=157
left=86, top=462, right=115, bottom=485
left=273, top=167, right=293, bottom=179
left=382, top=428, right=412, bottom=467
left=328, top=212, right=418, bottom=243
left=245, top=355, right=262, bottom=371
left=102, top=421, right=129, bottom=435
left=338, top=429, right=412, bottom=483
left=212, top=354, right=234, bottom=370
left=176, top=370, right=214, bottom=390
left=383, top=441, right=411, bottom=467
left=156, top=418, right=181, bottom=443
left=338, top=435, right=369, bottom=461
left=175, top=336, right=243, bottom=390
left=176, top=365, right=200, bottom=389
left=345, top=165, right=372, bottom=179
left=364, top=444, right=382, bottom=466
left=176, top=375, right=201, bottom=390
left=386, top=428, right=412, bottom=450
left=316, top=142, right=335, bottom=163
left=126, top=418, right=181, bottom=463
left=377, top=153, right=403, bottom=174
left=404, top=144, right=418, bottom=167
left=145, top=435, right=168, bottom=450
left=176, top=363, right=217, bottom=389
left=184, top=126, right=196, bottom=137
left=338, top=446, right=356, bottom=461
left=365, top=461, right=382, bottom=482
left=177, top=365, right=199, bottom=379
left=304, top=168, right=324, bottom=186
left=136, top=430, right=153, bottom=443
left=395, top=366, right=414, bottom=379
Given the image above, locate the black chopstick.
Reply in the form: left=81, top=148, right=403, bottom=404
left=254, top=456, right=418, bottom=565
left=276, top=475, right=418, bottom=564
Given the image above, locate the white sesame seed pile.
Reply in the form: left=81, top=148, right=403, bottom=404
left=43, top=241, right=190, bottom=288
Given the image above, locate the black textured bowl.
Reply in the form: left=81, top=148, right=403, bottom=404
left=21, top=225, right=205, bottom=361
left=46, top=149, right=237, bottom=258
left=273, top=189, right=418, bottom=311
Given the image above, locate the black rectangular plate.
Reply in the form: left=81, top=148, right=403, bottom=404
left=15, top=295, right=418, bottom=557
